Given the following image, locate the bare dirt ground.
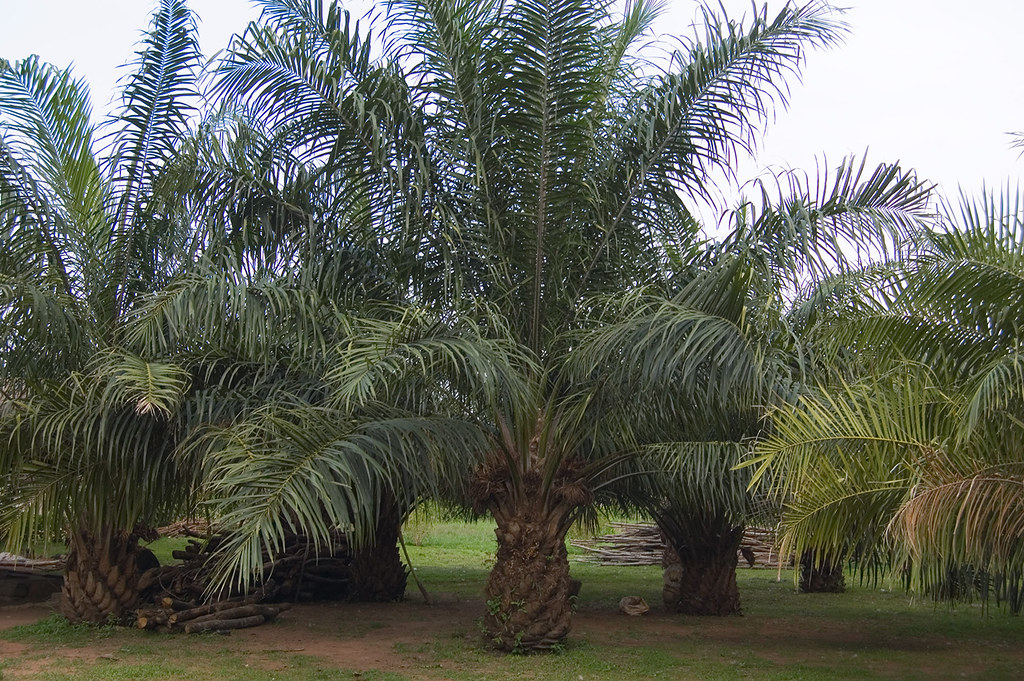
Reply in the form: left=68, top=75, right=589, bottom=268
left=0, top=605, right=50, bottom=631
left=0, top=598, right=709, bottom=678
left=1, top=593, right=1023, bottom=680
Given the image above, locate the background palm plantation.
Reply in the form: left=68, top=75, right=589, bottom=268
left=3, top=0, right=1019, bottom=658
left=200, top=0, right=933, bottom=651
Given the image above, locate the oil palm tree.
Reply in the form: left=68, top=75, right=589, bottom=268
left=748, top=188, right=1024, bottom=610
left=0, top=0, right=205, bottom=622
left=128, top=78, right=512, bottom=601
left=565, top=157, right=930, bottom=614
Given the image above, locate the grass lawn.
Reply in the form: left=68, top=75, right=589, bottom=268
left=0, top=518, right=1021, bottom=680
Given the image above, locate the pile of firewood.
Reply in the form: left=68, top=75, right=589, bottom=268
left=139, top=529, right=352, bottom=606
left=741, top=527, right=784, bottom=568
left=155, top=518, right=212, bottom=539
left=572, top=523, right=666, bottom=566
left=135, top=594, right=291, bottom=634
left=572, top=522, right=783, bottom=568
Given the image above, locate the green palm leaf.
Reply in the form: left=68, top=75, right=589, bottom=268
left=195, top=401, right=491, bottom=592
left=103, top=0, right=201, bottom=319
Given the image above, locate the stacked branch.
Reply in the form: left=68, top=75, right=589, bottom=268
left=155, top=519, right=212, bottom=538
left=572, top=523, right=666, bottom=566
left=0, top=552, right=65, bottom=573
left=741, top=528, right=785, bottom=568
left=572, top=522, right=784, bottom=568
left=140, top=529, right=353, bottom=606
left=135, top=593, right=292, bottom=633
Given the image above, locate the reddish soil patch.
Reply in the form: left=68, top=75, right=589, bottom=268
left=0, top=603, right=52, bottom=630
left=228, top=598, right=483, bottom=671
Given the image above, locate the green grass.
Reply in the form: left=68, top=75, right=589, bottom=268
left=2, top=653, right=406, bottom=681
left=143, top=536, right=192, bottom=565
left=0, top=614, right=120, bottom=646
left=2, top=518, right=1022, bottom=680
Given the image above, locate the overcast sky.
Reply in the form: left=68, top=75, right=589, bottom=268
left=2, top=0, right=1021, bottom=210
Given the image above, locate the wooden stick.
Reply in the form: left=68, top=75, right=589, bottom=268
left=168, top=595, right=265, bottom=624
left=188, top=603, right=290, bottom=625
left=184, top=614, right=265, bottom=634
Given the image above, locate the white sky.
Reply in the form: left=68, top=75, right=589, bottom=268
left=2, top=0, right=1021, bottom=209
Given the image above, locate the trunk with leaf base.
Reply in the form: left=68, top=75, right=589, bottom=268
left=473, top=459, right=591, bottom=652
left=660, top=518, right=744, bottom=616
left=62, top=526, right=152, bottom=624
left=346, top=497, right=409, bottom=602
left=799, top=550, right=846, bottom=593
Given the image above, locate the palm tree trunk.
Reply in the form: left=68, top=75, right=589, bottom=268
left=661, top=521, right=744, bottom=616
left=473, top=457, right=591, bottom=652
left=483, top=504, right=574, bottom=652
left=799, top=550, right=846, bottom=593
left=61, top=527, right=144, bottom=624
left=346, top=497, right=408, bottom=602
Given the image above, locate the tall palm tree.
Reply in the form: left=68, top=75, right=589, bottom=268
left=129, top=20, right=494, bottom=597
left=748, top=188, right=1024, bottom=610
left=0, top=0, right=204, bottom=622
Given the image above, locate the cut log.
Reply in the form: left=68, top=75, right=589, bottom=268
left=188, top=603, right=289, bottom=625
left=168, top=595, right=265, bottom=624
left=159, top=597, right=196, bottom=611
left=295, top=571, right=347, bottom=586
left=184, top=614, right=265, bottom=634
left=136, top=608, right=169, bottom=629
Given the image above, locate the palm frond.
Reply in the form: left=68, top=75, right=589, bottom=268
left=636, top=440, right=760, bottom=519
left=324, top=307, right=536, bottom=414
left=574, top=2, right=844, bottom=300
left=892, top=462, right=1024, bottom=579
left=811, top=187, right=1024, bottom=384
left=103, top=0, right=201, bottom=317
left=566, top=258, right=780, bottom=418
left=93, top=348, right=190, bottom=419
left=721, top=155, right=933, bottom=283
left=196, top=401, right=491, bottom=592
left=616, top=1, right=843, bottom=203
left=0, top=57, right=103, bottom=230
left=747, top=371, right=956, bottom=566
left=0, top=370, right=192, bottom=541
left=960, top=350, right=1024, bottom=441
left=214, top=1, right=401, bottom=170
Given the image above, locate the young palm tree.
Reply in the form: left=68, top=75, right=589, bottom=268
left=0, top=0, right=203, bottom=622
left=205, top=0, right=855, bottom=649
left=748, top=188, right=1024, bottom=609
left=567, top=157, right=930, bottom=614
